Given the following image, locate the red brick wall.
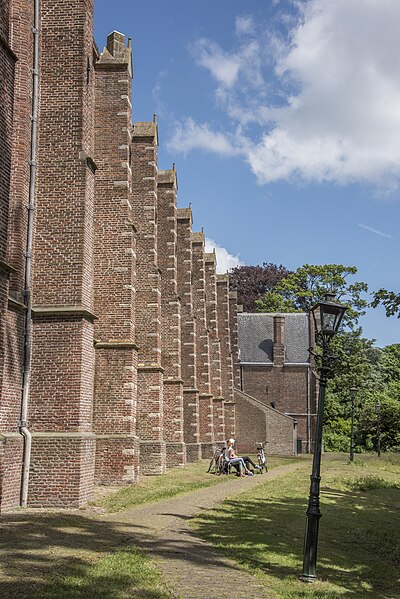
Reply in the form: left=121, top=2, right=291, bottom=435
left=192, top=233, right=213, bottom=453
left=217, top=275, right=235, bottom=440
left=27, top=0, right=96, bottom=507
left=205, top=253, right=222, bottom=399
left=0, top=0, right=31, bottom=512
left=229, top=291, right=240, bottom=389
left=132, top=121, right=166, bottom=474
left=93, top=32, right=140, bottom=484
left=240, top=364, right=316, bottom=452
left=177, top=209, right=200, bottom=461
left=158, top=169, right=186, bottom=467
left=235, top=389, right=295, bottom=456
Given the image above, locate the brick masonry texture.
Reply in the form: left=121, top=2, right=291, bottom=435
left=93, top=32, right=140, bottom=484
left=0, top=0, right=306, bottom=512
left=235, top=389, right=296, bottom=456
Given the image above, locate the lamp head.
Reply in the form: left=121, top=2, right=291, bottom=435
left=311, top=292, right=347, bottom=343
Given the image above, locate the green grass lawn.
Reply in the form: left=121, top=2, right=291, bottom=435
left=1, top=457, right=294, bottom=599
left=97, top=455, right=297, bottom=512
left=192, top=453, right=400, bottom=599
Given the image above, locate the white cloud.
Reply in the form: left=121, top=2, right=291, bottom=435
left=192, top=39, right=241, bottom=88
left=204, top=237, right=244, bottom=273
left=235, top=15, right=255, bottom=36
left=172, top=0, right=400, bottom=189
left=358, top=224, right=392, bottom=239
left=167, top=117, right=240, bottom=157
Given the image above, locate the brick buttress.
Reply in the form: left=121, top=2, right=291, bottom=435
left=93, top=32, right=140, bottom=485
left=217, top=275, right=235, bottom=441
left=132, top=121, right=166, bottom=474
left=192, top=233, right=214, bottom=459
left=176, top=209, right=201, bottom=461
left=157, top=169, right=186, bottom=467
left=28, top=0, right=97, bottom=507
left=204, top=253, right=225, bottom=445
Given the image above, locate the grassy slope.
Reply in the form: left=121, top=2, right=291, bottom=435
left=97, top=455, right=296, bottom=512
left=192, top=453, right=400, bottom=599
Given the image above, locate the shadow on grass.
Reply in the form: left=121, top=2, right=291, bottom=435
left=188, top=487, right=400, bottom=598
left=0, top=512, right=172, bottom=599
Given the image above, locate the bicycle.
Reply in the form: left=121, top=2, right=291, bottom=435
left=254, top=442, right=268, bottom=473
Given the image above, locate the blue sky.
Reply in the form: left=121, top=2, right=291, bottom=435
left=94, top=0, right=400, bottom=347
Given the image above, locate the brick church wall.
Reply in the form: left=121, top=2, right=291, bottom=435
left=93, top=32, right=140, bottom=484
left=131, top=121, right=166, bottom=474
left=28, top=0, right=97, bottom=507
left=177, top=209, right=201, bottom=461
left=204, top=252, right=224, bottom=445
left=192, top=233, right=214, bottom=457
left=157, top=168, right=186, bottom=467
left=0, top=1, right=241, bottom=509
left=0, top=0, right=24, bottom=513
left=216, top=275, right=234, bottom=440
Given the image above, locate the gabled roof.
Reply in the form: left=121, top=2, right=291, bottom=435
left=237, top=312, right=311, bottom=364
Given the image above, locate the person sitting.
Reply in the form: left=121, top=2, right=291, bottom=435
left=225, top=438, right=253, bottom=477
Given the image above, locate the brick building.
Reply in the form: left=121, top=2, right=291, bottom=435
left=0, top=0, right=310, bottom=512
left=0, top=0, right=240, bottom=512
left=236, top=312, right=318, bottom=453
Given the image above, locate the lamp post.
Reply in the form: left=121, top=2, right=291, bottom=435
left=375, top=402, right=381, bottom=457
left=349, top=386, right=357, bottom=463
left=300, top=292, right=347, bottom=583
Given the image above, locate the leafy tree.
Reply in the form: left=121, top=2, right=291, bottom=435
left=229, top=263, right=290, bottom=312
left=255, top=264, right=368, bottom=327
left=357, top=393, right=400, bottom=452
left=323, top=331, right=384, bottom=451
left=380, top=344, right=400, bottom=384
left=371, top=289, right=400, bottom=318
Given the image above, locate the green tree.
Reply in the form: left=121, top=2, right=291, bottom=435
left=357, top=392, right=400, bottom=452
left=371, top=289, right=400, bottom=318
left=256, top=264, right=368, bottom=327
left=323, top=331, right=384, bottom=451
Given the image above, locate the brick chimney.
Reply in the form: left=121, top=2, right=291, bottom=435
left=273, top=315, right=285, bottom=366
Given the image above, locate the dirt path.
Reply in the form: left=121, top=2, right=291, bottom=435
left=104, top=461, right=306, bottom=599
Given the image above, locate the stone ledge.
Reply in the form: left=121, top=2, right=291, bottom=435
left=163, top=378, right=184, bottom=385
left=137, top=364, right=165, bottom=373
left=29, top=432, right=96, bottom=439
left=0, top=258, right=17, bottom=274
left=32, top=305, right=97, bottom=322
left=95, top=434, right=140, bottom=440
left=0, top=34, right=18, bottom=61
left=95, top=341, right=138, bottom=350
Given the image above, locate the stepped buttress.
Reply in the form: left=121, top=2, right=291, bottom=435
left=93, top=32, right=139, bottom=484
left=158, top=169, right=186, bottom=467
left=132, top=121, right=166, bottom=474
left=177, top=209, right=201, bottom=461
left=192, top=233, right=214, bottom=457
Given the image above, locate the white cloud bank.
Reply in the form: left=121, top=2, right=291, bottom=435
left=204, top=237, right=244, bottom=273
left=168, top=0, right=400, bottom=188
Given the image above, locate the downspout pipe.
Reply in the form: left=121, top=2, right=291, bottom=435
left=19, top=0, right=39, bottom=508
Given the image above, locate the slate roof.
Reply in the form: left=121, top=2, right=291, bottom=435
left=237, top=312, right=311, bottom=364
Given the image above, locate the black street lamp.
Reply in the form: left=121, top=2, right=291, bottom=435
left=375, top=402, right=381, bottom=457
left=300, top=292, right=347, bottom=583
left=349, top=386, right=357, bottom=463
